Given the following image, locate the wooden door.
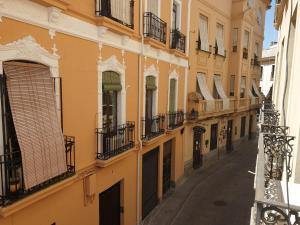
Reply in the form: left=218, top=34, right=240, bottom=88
left=210, top=124, right=218, bottom=151
left=99, top=182, right=121, bottom=225
left=142, top=148, right=159, bottom=219
left=163, top=140, right=172, bottom=194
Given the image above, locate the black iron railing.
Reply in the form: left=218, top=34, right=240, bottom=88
left=251, top=98, right=298, bottom=225
left=243, top=48, right=248, bottom=59
left=144, top=12, right=167, bottom=44
left=141, top=114, right=165, bottom=140
left=185, top=110, right=199, bottom=121
left=170, top=29, right=186, bottom=53
left=95, top=0, right=134, bottom=29
left=0, top=135, right=75, bottom=207
left=96, top=122, right=135, bottom=160
left=196, top=40, right=212, bottom=54
left=167, top=111, right=184, bottom=130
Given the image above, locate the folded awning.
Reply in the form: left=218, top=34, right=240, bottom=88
left=213, top=76, right=230, bottom=110
left=3, top=61, right=67, bottom=189
left=252, top=80, right=262, bottom=103
left=248, top=89, right=256, bottom=105
left=196, top=73, right=215, bottom=111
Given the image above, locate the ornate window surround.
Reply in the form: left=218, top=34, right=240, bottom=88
left=143, top=64, right=159, bottom=118
left=97, top=55, right=126, bottom=128
left=0, top=35, right=61, bottom=154
left=168, top=69, right=179, bottom=112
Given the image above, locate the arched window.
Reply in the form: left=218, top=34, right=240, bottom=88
left=102, top=71, right=122, bottom=128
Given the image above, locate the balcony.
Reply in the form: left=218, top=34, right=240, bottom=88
left=144, top=12, right=167, bottom=48
left=141, top=114, right=165, bottom=141
left=95, top=0, right=134, bottom=35
left=251, top=99, right=300, bottom=225
left=166, top=111, right=184, bottom=130
left=170, top=29, right=186, bottom=53
left=0, top=136, right=75, bottom=207
left=96, top=122, right=135, bottom=160
left=187, top=92, right=235, bottom=119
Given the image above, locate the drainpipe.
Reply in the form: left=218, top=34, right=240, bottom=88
left=136, top=0, right=144, bottom=224
left=184, top=0, right=192, bottom=114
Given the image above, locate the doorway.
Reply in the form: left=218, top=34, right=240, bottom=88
left=142, top=147, right=159, bottom=219
left=249, top=115, right=253, bottom=140
left=226, top=120, right=233, bottom=152
left=163, top=140, right=173, bottom=195
left=210, top=124, right=218, bottom=151
left=99, top=182, right=121, bottom=225
left=193, top=126, right=205, bottom=169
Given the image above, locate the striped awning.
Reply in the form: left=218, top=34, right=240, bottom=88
left=3, top=61, right=67, bottom=189
left=213, top=76, right=230, bottom=110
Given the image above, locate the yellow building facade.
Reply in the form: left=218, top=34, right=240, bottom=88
left=0, top=0, right=269, bottom=225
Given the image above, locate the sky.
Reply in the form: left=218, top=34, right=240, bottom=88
left=263, top=0, right=278, bottom=49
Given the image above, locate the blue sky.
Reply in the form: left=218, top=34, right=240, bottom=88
left=263, top=0, right=278, bottom=48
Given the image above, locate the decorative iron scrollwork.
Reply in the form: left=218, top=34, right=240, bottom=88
left=263, top=111, right=280, bottom=126
left=261, top=124, right=289, bottom=135
left=261, top=205, right=300, bottom=225
left=263, top=133, right=295, bottom=187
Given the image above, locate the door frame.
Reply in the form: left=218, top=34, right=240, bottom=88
left=192, top=126, right=206, bottom=169
left=226, top=120, right=233, bottom=152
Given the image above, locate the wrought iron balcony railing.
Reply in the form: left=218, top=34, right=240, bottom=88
left=170, top=29, right=186, bottom=53
left=167, top=111, right=184, bottom=130
left=96, top=122, right=135, bottom=160
left=185, top=109, right=199, bottom=121
left=251, top=99, right=300, bottom=225
left=144, top=12, right=167, bottom=44
left=95, top=0, right=134, bottom=29
left=0, top=135, right=75, bottom=207
left=141, top=114, right=165, bottom=140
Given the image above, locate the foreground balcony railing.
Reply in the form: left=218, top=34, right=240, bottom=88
left=0, top=136, right=75, bottom=207
left=251, top=99, right=300, bottom=225
left=170, top=29, right=186, bottom=53
left=95, top=0, right=134, bottom=29
left=144, top=12, right=167, bottom=44
left=96, top=122, right=135, bottom=160
left=141, top=114, right=165, bottom=141
left=167, top=111, right=184, bottom=130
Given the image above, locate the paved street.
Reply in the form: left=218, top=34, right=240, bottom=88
left=143, top=138, right=258, bottom=225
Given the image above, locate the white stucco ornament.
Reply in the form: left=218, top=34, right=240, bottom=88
left=0, top=35, right=60, bottom=76
left=48, top=7, right=62, bottom=24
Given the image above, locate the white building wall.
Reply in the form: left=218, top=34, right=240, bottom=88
left=273, top=0, right=300, bottom=183
left=260, top=64, right=274, bottom=96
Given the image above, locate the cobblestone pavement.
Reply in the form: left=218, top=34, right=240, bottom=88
left=143, top=138, right=258, bottom=225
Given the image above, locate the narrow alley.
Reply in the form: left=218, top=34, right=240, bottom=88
left=144, top=139, right=258, bottom=225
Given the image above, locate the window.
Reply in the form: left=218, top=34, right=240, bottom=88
left=96, top=0, right=133, bottom=26
left=271, top=65, right=275, bottom=81
left=240, top=76, right=246, bottom=98
left=171, top=0, right=181, bottom=30
left=232, top=28, right=238, bottom=52
left=213, top=75, right=221, bottom=99
left=243, top=30, right=249, bottom=59
left=169, top=78, right=177, bottom=112
left=215, top=23, right=225, bottom=56
left=230, top=75, right=235, bottom=97
left=260, top=66, right=263, bottom=81
left=240, top=116, right=246, bottom=137
left=102, top=71, right=122, bottom=128
left=147, top=0, right=159, bottom=16
left=198, top=15, right=209, bottom=51
left=145, top=76, right=157, bottom=135
left=2, top=61, right=68, bottom=189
